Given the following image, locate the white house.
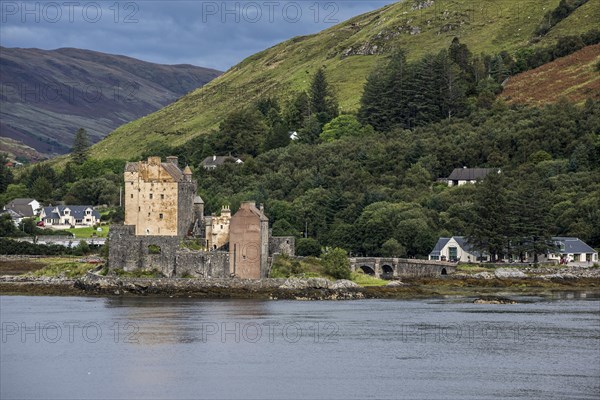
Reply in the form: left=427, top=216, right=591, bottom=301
left=429, top=237, right=483, bottom=262
left=542, top=237, right=598, bottom=264
left=429, top=236, right=598, bottom=264
left=201, top=155, right=244, bottom=170
left=3, top=198, right=41, bottom=218
left=40, top=206, right=101, bottom=229
left=446, top=167, right=500, bottom=187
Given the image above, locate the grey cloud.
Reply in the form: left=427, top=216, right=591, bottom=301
left=0, top=1, right=395, bottom=70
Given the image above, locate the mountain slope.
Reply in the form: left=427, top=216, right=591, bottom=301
left=91, top=0, right=600, bottom=160
left=0, top=47, right=221, bottom=156
left=501, top=44, right=600, bottom=105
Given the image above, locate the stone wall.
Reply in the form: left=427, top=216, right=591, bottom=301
left=108, top=224, right=228, bottom=278
left=175, top=250, right=230, bottom=278
left=269, top=236, right=295, bottom=256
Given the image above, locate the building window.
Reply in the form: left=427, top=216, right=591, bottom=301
left=159, top=213, right=164, bottom=219
left=449, top=247, right=458, bottom=262
left=131, top=194, right=133, bottom=198
left=161, top=194, right=164, bottom=200
left=149, top=194, right=153, bottom=199
left=138, top=207, right=141, bottom=211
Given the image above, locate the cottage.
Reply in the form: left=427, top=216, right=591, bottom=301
left=445, top=167, right=499, bottom=187
left=40, top=205, right=100, bottom=228
left=429, top=236, right=598, bottom=264
left=544, top=237, right=598, bottom=264
left=201, top=155, right=243, bottom=170
left=429, top=237, right=483, bottom=262
left=0, top=209, right=25, bottom=226
left=3, top=198, right=41, bottom=218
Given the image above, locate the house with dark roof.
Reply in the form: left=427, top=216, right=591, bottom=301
left=429, top=236, right=598, bottom=264
left=201, top=155, right=243, bottom=170
left=39, top=205, right=101, bottom=228
left=429, top=236, right=484, bottom=262
left=0, top=209, right=25, bottom=226
left=547, top=237, right=598, bottom=264
left=445, top=167, right=500, bottom=187
left=3, top=198, right=41, bottom=218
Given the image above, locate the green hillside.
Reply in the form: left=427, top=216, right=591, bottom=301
left=92, top=0, right=600, bottom=160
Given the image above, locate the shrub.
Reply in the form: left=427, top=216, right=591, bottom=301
left=296, top=238, right=321, bottom=257
left=321, top=247, right=351, bottom=280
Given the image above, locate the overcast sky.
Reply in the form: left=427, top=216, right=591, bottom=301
left=1, top=1, right=396, bottom=71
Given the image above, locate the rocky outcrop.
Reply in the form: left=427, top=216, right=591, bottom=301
left=73, top=274, right=365, bottom=300
left=494, top=268, right=527, bottom=279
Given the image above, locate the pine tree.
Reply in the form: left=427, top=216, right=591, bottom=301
left=309, top=68, right=338, bottom=126
left=71, top=128, right=90, bottom=165
left=467, top=171, right=508, bottom=261
left=358, top=65, right=389, bottom=131
left=510, top=171, right=553, bottom=263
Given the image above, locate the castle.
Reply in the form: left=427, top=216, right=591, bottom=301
left=108, top=156, right=294, bottom=278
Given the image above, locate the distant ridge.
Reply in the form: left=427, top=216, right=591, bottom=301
left=0, top=46, right=222, bottom=157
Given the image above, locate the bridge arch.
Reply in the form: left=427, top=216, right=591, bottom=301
left=359, top=265, right=375, bottom=276
left=381, top=264, right=394, bottom=279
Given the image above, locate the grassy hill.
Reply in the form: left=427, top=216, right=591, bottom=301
left=91, top=0, right=600, bottom=160
left=501, top=44, right=600, bottom=105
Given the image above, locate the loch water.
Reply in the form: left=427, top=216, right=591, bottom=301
left=1, top=294, right=599, bottom=399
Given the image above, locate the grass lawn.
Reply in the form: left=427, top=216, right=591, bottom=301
left=66, top=226, right=109, bottom=238
left=350, top=271, right=389, bottom=287
left=31, top=256, right=97, bottom=278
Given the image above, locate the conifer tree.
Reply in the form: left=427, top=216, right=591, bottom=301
left=309, top=68, right=338, bottom=126
left=71, top=128, right=90, bottom=165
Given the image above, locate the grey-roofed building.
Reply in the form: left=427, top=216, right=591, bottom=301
left=446, top=167, right=500, bottom=187
left=40, top=205, right=101, bottom=228
left=201, top=155, right=243, bottom=170
left=429, top=236, right=598, bottom=264
left=0, top=208, right=25, bottom=226
left=548, top=237, right=598, bottom=264
left=429, top=236, right=483, bottom=262
left=3, top=198, right=41, bottom=218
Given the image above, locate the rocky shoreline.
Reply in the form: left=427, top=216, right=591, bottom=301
left=1, top=270, right=599, bottom=300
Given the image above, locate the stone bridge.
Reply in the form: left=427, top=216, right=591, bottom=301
left=350, top=257, right=456, bottom=279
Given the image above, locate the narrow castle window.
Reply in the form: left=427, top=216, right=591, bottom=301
left=161, top=194, right=164, bottom=200
left=131, top=194, right=133, bottom=198
left=149, top=194, right=153, bottom=199
left=159, top=213, right=164, bottom=219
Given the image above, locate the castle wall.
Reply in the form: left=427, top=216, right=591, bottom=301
left=109, top=225, right=229, bottom=278
left=175, top=251, right=230, bottom=278
left=269, top=236, right=295, bottom=257
left=177, top=180, right=196, bottom=237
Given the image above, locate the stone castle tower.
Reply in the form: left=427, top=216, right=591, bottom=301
left=229, top=201, right=270, bottom=279
left=124, top=156, right=196, bottom=237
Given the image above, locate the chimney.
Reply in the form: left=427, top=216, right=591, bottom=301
left=166, top=156, right=178, bottom=166
left=259, top=203, right=264, bottom=212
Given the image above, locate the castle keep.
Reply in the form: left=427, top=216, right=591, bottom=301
left=124, top=156, right=197, bottom=237
left=109, top=156, right=294, bottom=278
